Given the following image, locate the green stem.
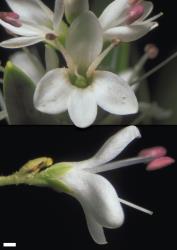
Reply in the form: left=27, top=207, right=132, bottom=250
left=0, top=174, right=47, bottom=187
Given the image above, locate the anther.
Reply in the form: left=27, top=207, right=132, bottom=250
left=127, top=4, right=144, bottom=24
left=145, top=44, right=159, bottom=59
left=138, top=146, right=167, bottom=158
left=45, top=33, right=57, bottom=41
left=0, top=12, right=22, bottom=27
left=146, top=157, right=175, bottom=171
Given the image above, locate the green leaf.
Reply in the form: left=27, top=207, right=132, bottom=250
left=3, top=62, right=68, bottom=125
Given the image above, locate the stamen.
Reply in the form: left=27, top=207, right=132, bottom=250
left=89, top=156, right=154, bottom=174
left=129, top=44, right=159, bottom=85
left=139, top=146, right=167, bottom=158
left=144, top=12, right=163, bottom=23
left=146, top=156, right=175, bottom=171
left=45, top=33, right=57, bottom=41
left=87, top=39, right=120, bottom=78
left=127, top=4, right=145, bottom=24
left=0, top=12, right=22, bottom=27
left=145, top=44, right=159, bottom=60
left=131, top=50, right=177, bottom=85
left=119, top=198, right=153, bottom=215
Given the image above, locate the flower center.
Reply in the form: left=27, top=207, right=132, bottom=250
left=0, top=12, right=22, bottom=27
left=69, top=73, right=91, bottom=89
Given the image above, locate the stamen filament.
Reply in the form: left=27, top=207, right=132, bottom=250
left=131, top=50, right=177, bottom=85
left=144, top=12, right=163, bottom=23
left=56, top=41, right=76, bottom=73
left=89, top=156, right=154, bottom=173
left=87, top=40, right=120, bottom=78
left=119, top=198, right=153, bottom=215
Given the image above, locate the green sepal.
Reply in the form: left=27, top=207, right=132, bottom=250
left=39, top=163, right=72, bottom=193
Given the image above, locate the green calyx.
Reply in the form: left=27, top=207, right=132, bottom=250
left=38, top=163, right=72, bottom=193
left=0, top=159, right=72, bottom=193
left=69, top=74, right=91, bottom=89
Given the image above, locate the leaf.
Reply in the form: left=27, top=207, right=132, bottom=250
left=3, top=62, right=69, bottom=125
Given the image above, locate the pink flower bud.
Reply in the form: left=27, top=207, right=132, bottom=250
left=0, top=12, right=21, bottom=27
left=146, top=157, right=175, bottom=171
left=127, top=4, right=144, bottom=24
left=138, top=146, right=167, bottom=158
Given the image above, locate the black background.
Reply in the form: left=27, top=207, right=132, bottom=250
left=0, top=126, right=176, bottom=249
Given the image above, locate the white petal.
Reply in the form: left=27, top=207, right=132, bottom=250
left=11, top=51, right=45, bottom=84
left=77, top=126, right=141, bottom=170
left=65, top=0, right=89, bottom=23
left=119, top=69, right=133, bottom=83
left=34, top=68, right=73, bottom=114
left=63, top=170, right=124, bottom=228
left=6, top=0, right=52, bottom=27
left=93, top=71, right=138, bottom=115
left=104, top=22, right=157, bottom=42
left=0, top=19, right=41, bottom=36
left=53, top=0, right=64, bottom=32
left=85, top=210, right=107, bottom=245
left=0, top=36, right=44, bottom=48
left=68, top=88, right=97, bottom=128
left=137, top=1, right=154, bottom=21
left=45, top=46, right=59, bottom=72
left=99, top=0, right=129, bottom=30
left=66, top=11, right=103, bottom=72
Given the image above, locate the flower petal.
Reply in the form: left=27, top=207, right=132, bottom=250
left=85, top=210, right=107, bottom=245
left=0, top=36, right=44, bottom=48
left=99, top=0, right=129, bottom=30
left=34, top=68, right=73, bottom=114
left=68, top=88, right=97, bottom=128
left=63, top=170, right=124, bottom=228
left=45, top=45, right=60, bottom=72
left=53, top=0, right=64, bottom=32
left=77, top=126, right=141, bottom=170
left=93, top=71, right=138, bottom=115
left=137, top=1, right=154, bottom=21
left=65, top=0, right=89, bottom=23
left=10, top=51, right=45, bottom=84
left=6, top=0, right=52, bottom=27
left=0, top=19, right=41, bottom=36
left=104, top=22, right=158, bottom=42
left=66, top=11, right=103, bottom=72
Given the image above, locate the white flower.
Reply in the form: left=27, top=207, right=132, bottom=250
left=34, top=11, right=138, bottom=128
left=45, top=126, right=153, bottom=244
left=0, top=0, right=65, bottom=48
left=99, top=0, right=162, bottom=42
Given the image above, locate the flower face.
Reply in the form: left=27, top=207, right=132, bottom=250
left=99, top=0, right=162, bottom=42
left=34, top=12, right=138, bottom=128
left=0, top=0, right=65, bottom=48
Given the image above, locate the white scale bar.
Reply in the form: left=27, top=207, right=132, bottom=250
left=3, top=243, right=16, bottom=247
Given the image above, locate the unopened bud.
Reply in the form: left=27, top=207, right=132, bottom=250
left=127, top=4, right=144, bottom=24
left=146, top=156, right=175, bottom=171
left=139, top=146, right=167, bottom=158
left=0, top=12, right=21, bottom=27
left=145, top=44, right=159, bottom=59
